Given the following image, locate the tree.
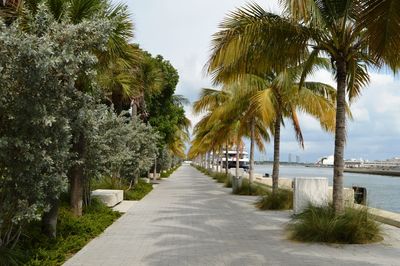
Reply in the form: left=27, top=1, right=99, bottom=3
left=0, top=8, right=110, bottom=246
left=1, top=0, right=137, bottom=216
left=206, top=1, right=366, bottom=212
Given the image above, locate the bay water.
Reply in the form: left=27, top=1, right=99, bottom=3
left=254, top=164, right=400, bottom=213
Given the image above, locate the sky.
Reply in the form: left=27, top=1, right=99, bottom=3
left=126, top=0, right=400, bottom=163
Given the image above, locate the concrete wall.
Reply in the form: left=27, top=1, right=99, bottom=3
left=293, top=178, right=329, bottom=214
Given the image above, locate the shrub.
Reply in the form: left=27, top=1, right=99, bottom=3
left=93, top=177, right=153, bottom=201
left=212, top=173, right=228, bottom=183
left=160, top=164, right=181, bottom=178
left=255, top=188, right=293, bottom=210
left=124, top=181, right=153, bottom=200
left=233, top=178, right=266, bottom=196
left=18, top=199, right=121, bottom=266
left=288, top=205, right=382, bottom=244
left=224, top=175, right=232, bottom=188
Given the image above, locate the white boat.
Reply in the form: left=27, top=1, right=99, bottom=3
left=220, top=148, right=250, bottom=170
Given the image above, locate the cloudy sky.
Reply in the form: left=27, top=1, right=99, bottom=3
left=127, top=0, right=400, bottom=162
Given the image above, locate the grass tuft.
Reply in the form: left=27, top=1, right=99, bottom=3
left=233, top=178, right=266, bottom=196
left=255, top=188, right=293, bottom=210
left=288, top=205, right=382, bottom=244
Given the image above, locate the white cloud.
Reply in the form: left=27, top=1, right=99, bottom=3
left=127, top=0, right=400, bottom=162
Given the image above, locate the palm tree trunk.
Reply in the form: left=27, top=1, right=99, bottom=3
left=235, top=140, right=240, bottom=179
left=272, top=113, right=281, bottom=193
left=211, top=148, right=215, bottom=172
left=219, top=147, right=223, bottom=172
left=225, top=141, right=229, bottom=175
left=333, top=58, right=347, bottom=214
left=249, top=118, right=255, bottom=185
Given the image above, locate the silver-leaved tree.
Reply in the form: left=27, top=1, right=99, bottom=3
left=0, top=7, right=111, bottom=248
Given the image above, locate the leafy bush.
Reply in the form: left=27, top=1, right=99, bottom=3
left=255, top=188, right=293, bottom=210
left=124, top=181, right=153, bottom=200
left=288, top=205, right=382, bottom=244
left=160, top=164, right=181, bottom=178
left=0, top=8, right=111, bottom=249
left=93, top=177, right=153, bottom=201
left=16, top=199, right=121, bottom=266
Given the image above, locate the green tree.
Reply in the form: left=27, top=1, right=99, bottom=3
left=0, top=8, right=110, bottom=247
left=206, top=1, right=367, bottom=212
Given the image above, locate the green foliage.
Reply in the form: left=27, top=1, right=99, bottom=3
left=160, top=164, right=181, bottom=178
left=288, top=205, right=382, bottom=244
left=255, top=189, right=293, bottom=210
left=93, top=177, right=153, bottom=201
left=213, top=173, right=228, bottom=183
left=124, top=181, right=153, bottom=201
left=233, top=178, right=266, bottom=196
left=0, top=6, right=111, bottom=249
left=224, top=176, right=233, bottom=188
left=19, top=199, right=121, bottom=266
left=0, top=246, right=24, bottom=266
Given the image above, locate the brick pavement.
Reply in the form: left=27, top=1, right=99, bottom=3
left=64, top=165, right=400, bottom=266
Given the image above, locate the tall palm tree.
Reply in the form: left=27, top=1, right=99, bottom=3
left=206, top=1, right=371, bottom=213
left=208, top=57, right=337, bottom=195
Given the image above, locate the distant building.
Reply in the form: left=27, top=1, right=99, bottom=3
left=296, top=155, right=300, bottom=164
left=363, top=157, right=400, bottom=169
left=288, top=153, right=292, bottom=163
left=316, top=155, right=334, bottom=166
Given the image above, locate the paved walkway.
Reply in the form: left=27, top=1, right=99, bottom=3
left=65, top=165, right=400, bottom=266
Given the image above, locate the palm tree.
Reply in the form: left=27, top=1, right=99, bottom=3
left=206, top=1, right=372, bottom=213
left=208, top=58, right=337, bottom=195
left=192, top=82, right=272, bottom=191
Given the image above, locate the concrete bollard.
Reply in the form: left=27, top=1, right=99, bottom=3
left=230, top=168, right=244, bottom=194
left=294, top=177, right=329, bottom=214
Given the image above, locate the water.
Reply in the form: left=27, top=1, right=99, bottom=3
left=255, top=164, right=400, bottom=213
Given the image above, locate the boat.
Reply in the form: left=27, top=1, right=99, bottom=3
left=220, top=148, right=250, bottom=170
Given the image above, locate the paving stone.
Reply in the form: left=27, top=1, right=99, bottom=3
left=64, top=165, right=400, bottom=266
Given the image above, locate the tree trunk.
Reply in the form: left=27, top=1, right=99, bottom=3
left=249, top=118, right=255, bottom=192
left=333, top=58, right=347, bottom=214
left=153, top=156, right=157, bottom=180
left=112, top=91, right=124, bottom=115
left=236, top=142, right=239, bottom=178
left=207, top=151, right=211, bottom=170
left=225, top=141, right=229, bottom=175
left=131, top=99, right=138, bottom=117
left=41, top=198, right=59, bottom=239
left=218, top=147, right=223, bottom=172
left=211, top=149, right=215, bottom=172
left=272, top=112, right=281, bottom=194
left=69, top=134, right=85, bottom=217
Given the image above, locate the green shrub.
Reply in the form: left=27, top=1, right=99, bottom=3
left=160, top=164, right=181, bottom=178
left=93, top=177, right=153, bottom=201
left=288, top=205, right=382, bottom=244
left=212, top=173, right=228, bottom=183
left=233, top=178, right=266, bottom=196
left=255, top=188, right=293, bottom=210
left=224, top=175, right=232, bottom=188
left=18, top=199, right=121, bottom=266
left=0, top=246, right=24, bottom=266
left=124, top=181, right=153, bottom=200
